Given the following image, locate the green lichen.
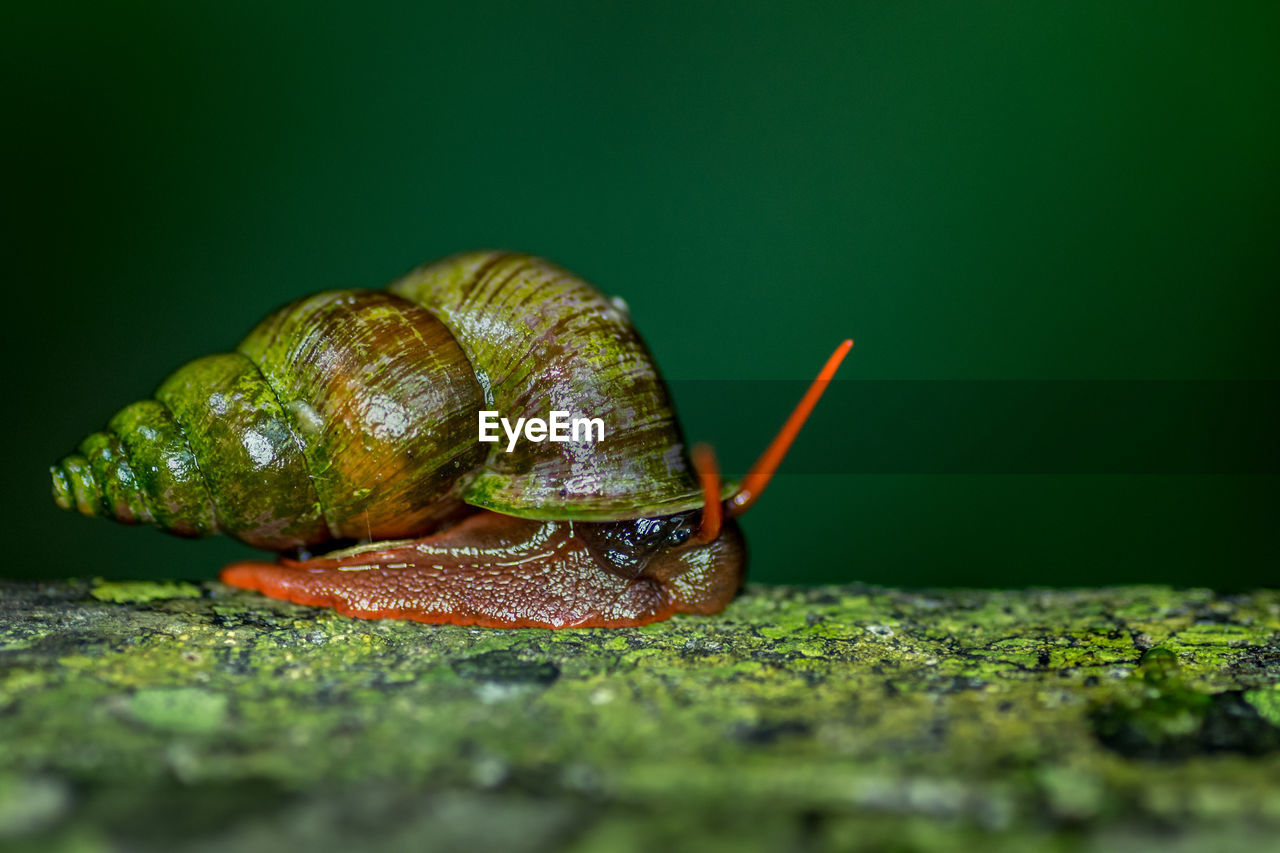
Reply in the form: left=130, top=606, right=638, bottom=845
left=1089, top=645, right=1280, bottom=760
left=1, top=580, right=1278, bottom=851
left=89, top=580, right=203, bottom=604
left=127, top=688, right=229, bottom=735
left=1247, top=686, right=1280, bottom=727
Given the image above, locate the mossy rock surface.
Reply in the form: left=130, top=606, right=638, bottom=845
left=2, top=579, right=1279, bottom=852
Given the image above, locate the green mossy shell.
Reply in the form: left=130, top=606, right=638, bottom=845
left=52, top=251, right=720, bottom=551
left=75, top=431, right=153, bottom=526
left=391, top=251, right=707, bottom=522
left=107, top=400, right=218, bottom=537
left=155, top=353, right=327, bottom=549
left=237, top=289, right=487, bottom=540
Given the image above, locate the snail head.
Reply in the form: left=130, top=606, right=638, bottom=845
left=579, top=338, right=853, bottom=587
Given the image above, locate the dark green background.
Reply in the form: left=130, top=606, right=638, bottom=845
left=4, top=2, right=1276, bottom=588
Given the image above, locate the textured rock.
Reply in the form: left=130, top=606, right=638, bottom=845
left=1, top=579, right=1278, bottom=852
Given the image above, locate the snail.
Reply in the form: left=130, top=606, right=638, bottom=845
left=50, top=251, right=851, bottom=628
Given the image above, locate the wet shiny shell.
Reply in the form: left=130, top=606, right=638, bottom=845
left=391, top=251, right=705, bottom=521
left=51, top=251, right=707, bottom=550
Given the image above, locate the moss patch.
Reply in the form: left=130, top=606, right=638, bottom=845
left=1247, top=687, right=1280, bottom=728
left=89, top=580, right=203, bottom=604
left=2, top=580, right=1279, bottom=851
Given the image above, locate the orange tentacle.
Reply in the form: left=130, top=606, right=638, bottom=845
left=729, top=339, right=853, bottom=517
left=691, top=443, right=722, bottom=543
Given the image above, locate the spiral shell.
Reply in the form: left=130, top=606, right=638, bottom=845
left=391, top=251, right=704, bottom=519
left=51, top=251, right=706, bottom=551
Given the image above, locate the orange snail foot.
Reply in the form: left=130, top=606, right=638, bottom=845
left=220, top=510, right=745, bottom=629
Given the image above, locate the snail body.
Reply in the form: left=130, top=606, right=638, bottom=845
left=52, top=251, right=849, bottom=628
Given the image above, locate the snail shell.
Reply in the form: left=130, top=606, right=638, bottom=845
left=52, top=252, right=707, bottom=550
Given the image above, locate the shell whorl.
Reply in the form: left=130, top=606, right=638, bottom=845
left=235, top=289, right=484, bottom=540
left=390, top=251, right=704, bottom=521
left=53, top=252, right=705, bottom=549
left=52, top=289, right=484, bottom=549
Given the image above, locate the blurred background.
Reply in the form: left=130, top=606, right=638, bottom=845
left=4, top=2, right=1276, bottom=588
